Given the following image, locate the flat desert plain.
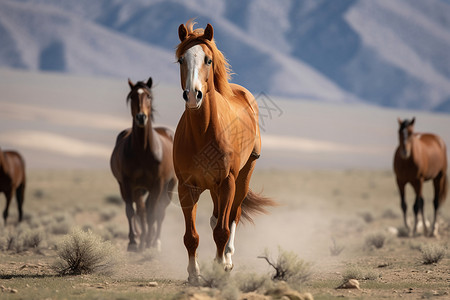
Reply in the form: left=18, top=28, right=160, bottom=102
left=0, top=69, right=449, bottom=299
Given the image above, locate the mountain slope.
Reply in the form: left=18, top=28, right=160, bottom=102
left=1, top=0, right=450, bottom=112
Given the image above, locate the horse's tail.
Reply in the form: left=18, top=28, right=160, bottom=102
left=240, top=189, right=277, bottom=224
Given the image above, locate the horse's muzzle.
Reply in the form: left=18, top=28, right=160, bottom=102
left=135, top=113, right=147, bottom=127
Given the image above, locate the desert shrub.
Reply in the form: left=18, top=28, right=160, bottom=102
left=381, top=209, right=399, bottom=219
left=343, top=265, right=379, bottom=281
left=53, top=228, right=120, bottom=275
left=99, top=208, right=117, bottom=222
left=105, top=223, right=128, bottom=239
left=105, top=195, right=123, bottom=206
left=50, top=218, right=72, bottom=235
left=359, top=212, right=374, bottom=223
left=22, top=228, right=45, bottom=249
left=421, top=244, right=447, bottom=264
left=365, top=232, right=386, bottom=249
left=233, top=272, right=268, bottom=293
left=330, top=238, right=345, bottom=256
left=397, top=226, right=410, bottom=238
left=258, top=247, right=312, bottom=287
left=198, top=261, right=231, bottom=289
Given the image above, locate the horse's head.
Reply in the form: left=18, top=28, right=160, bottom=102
left=176, top=21, right=233, bottom=109
left=397, top=117, right=415, bottom=159
left=127, top=77, right=154, bottom=128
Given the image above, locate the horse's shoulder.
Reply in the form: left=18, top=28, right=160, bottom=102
left=115, top=129, right=131, bottom=145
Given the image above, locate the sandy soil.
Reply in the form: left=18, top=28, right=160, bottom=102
left=0, top=169, right=448, bottom=299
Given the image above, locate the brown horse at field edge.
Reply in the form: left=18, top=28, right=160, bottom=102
left=110, top=78, right=177, bottom=251
left=174, top=21, right=276, bottom=283
left=0, top=148, right=26, bottom=225
left=393, top=117, right=447, bottom=237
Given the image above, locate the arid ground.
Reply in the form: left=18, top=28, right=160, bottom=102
left=0, top=168, right=448, bottom=299
left=0, top=69, right=449, bottom=299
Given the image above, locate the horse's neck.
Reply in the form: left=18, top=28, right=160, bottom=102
left=131, top=122, right=155, bottom=152
left=185, top=92, right=220, bottom=135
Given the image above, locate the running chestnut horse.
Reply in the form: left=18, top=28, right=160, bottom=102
left=174, top=21, right=276, bottom=283
left=0, top=148, right=26, bottom=225
left=110, top=78, right=177, bottom=251
left=393, top=117, right=447, bottom=237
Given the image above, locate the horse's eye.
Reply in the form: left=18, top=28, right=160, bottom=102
left=178, top=57, right=184, bottom=65
left=205, top=57, right=212, bottom=65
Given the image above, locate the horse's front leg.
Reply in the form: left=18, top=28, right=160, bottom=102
left=121, top=183, right=138, bottom=251
left=146, top=185, right=162, bottom=250
left=413, top=179, right=427, bottom=236
left=179, top=183, right=201, bottom=284
left=396, top=179, right=409, bottom=235
left=134, top=189, right=147, bottom=251
left=212, top=175, right=235, bottom=271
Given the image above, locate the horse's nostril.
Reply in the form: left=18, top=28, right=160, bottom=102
left=183, top=90, right=188, bottom=101
left=136, top=113, right=146, bottom=124
left=196, top=90, right=202, bottom=100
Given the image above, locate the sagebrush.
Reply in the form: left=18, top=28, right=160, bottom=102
left=53, top=228, right=120, bottom=275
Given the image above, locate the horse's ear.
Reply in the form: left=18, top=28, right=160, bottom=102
left=179, top=24, right=188, bottom=42
left=397, top=118, right=403, bottom=126
left=204, top=23, right=213, bottom=41
left=128, top=78, right=134, bottom=89
left=146, top=77, right=153, bottom=88
left=410, top=117, right=415, bottom=126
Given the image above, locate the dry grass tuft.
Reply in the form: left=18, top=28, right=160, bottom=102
left=258, top=247, right=312, bottom=288
left=421, top=244, right=447, bottom=265
left=365, top=232, right=386, bottom=249
left=53, top=228, right=121, bottom=275
left=330, top=238, right=345, bottom=256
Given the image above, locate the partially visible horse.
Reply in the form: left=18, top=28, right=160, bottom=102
left=393, top=117, right=447, bottom=237
left=110, top=78, right=177, bottom=251
left=174, top=21, right=276, bottom=283
left=0, top=148, right=26, bottom=225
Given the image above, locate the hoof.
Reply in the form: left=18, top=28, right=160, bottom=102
left=127, top=243, right=138, bottom=252
left=224, top=263, right=234, bottom=272
left=187, top=275, right=201, bottom=286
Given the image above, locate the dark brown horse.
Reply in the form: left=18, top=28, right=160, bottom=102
left=393, top=117, right=448, bottom=237
left=110, top=78, right=177, bottom=251
left=174, top=21, right=276, bottom=283
left=0, top=148, right=26, bottom=225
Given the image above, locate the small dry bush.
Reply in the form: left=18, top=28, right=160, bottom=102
left=421, top=244, right=447, bottom=264
left=330, top=238, right=345, bottom=256
left=258, top=247, right=312, bottom=288
left=343, top=265, right=380, bottom=281
left=233, top=272, right=268, bottom=293
left=53, top=228, right=120, bottom=275
left=365, top=232, right=386, bottom=249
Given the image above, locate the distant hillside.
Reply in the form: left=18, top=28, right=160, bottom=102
left=1, top=0, right=450, bottom=112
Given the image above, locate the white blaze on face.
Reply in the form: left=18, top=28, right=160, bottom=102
left=184, top=45, right=205, bottom=108
left=137, top=88, right=145, bottom=95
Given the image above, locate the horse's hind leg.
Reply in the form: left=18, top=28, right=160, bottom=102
left=225, top=157, right=257, bottom=269
left=396, top=179, right=410, bottom=235
left=16, top=183, right=25, bottom=222
left=430, top=173, right=445, bottom=237
left=2, top=190, right=13, bottom=225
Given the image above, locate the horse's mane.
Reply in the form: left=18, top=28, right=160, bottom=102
left=176, top=20, right=234, bottom=100
left=126, top=81, right=155, bottom=121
